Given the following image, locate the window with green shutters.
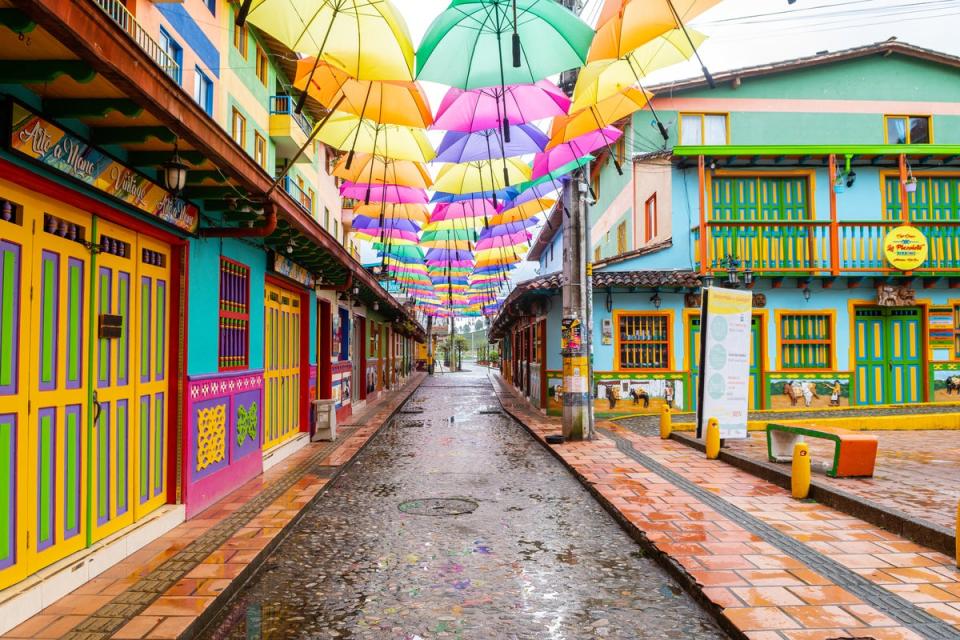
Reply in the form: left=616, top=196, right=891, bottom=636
left=779, top=312, right=833, bottom=369
left=885, top=176, right=960, bottom=221
left=711, top=176, right=811, bottom=221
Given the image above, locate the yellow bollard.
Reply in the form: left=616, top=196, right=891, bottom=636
left=705, top=418, right=720, bottom=459
left=792, top=442, right=811, bottom=499
left=659, top=405, right=672, bottom=439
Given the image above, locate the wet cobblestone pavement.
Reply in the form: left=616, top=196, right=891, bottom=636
left=200, top=369, right=728, bottom=639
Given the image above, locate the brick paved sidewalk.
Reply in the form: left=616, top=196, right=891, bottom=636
left=491, top=372, right=960, bottom=640
left=1, top=374, right=425, bottom=640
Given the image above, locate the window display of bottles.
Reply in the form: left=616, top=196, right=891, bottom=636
left=618, top=314, right=669, bottom=370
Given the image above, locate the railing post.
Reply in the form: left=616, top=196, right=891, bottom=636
left=828, top=154, right=840, bottom=276
left=698, top=155, right=708, bottom=275
left=899, top=154, right=911, bottom=225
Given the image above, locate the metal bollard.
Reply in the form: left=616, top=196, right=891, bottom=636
left=659, top=405, right=672, bottom=439
left=792, top=442, right=811, bottom=499
left=705, top=417, right=720, bottom=459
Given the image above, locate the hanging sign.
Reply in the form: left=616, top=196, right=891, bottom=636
left=696, top=287, right=752, bottom=440
left=272, top=252, right=315, bottom=287
left=7, top=102, right=199, bottom=233
left=883, top=225, right=928, bottom=271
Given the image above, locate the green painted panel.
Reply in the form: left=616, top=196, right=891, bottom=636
left=0, top=250, right=16, bottom=388
left=98, top=271, right=109, bottom=384
left=139, top=398, right=148, bottom=502
left=65, top=409, right=78, bottom=533
left=38, top=412, right=52, bottom=545
left=97, top=406, right=108, bottom=521
left=67, top=263, right=82, bottom=385
left=140, top=280, right=150, bottom=380
left=0, top=417, right=12, bottom=564
left=116, top=402, right=127, bottom=513
left=40, top=256, right=56, bottom=385
left=155, top=283, right=166, bottom=380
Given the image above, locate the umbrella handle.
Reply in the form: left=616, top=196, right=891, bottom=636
left=503, top=116, right=511, bottom=143
left=512, top=33, right=521, bottom=68
left=345, top=148, right=356, bottom=171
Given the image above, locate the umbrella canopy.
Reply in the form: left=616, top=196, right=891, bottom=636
left=434, top=159, right=532, bottom=194
left=432, top=200, right=499, bottom=222
left=434, top=124, right=548, bottom=163
left=334, top=154, right=433, bottom=189
left=433, top=81, right=570, bottom=132
left=316, top=113, right=436, bottom=163
left=572, top=28, right=705, bottom=113
left=417, top=0, right=593, bottom=90
left=351, top=215, right=421, bottom=234
left=534, top=128, right=620, bottom=178
left=339, top=182, right=429, bottom=205
left=352, top=203, right=429, bottom=224
left=293, top=58, right=432, bottom=127
left=243, top=0, right=416, bottom=81
left=588, top=0, right=720, bottom=63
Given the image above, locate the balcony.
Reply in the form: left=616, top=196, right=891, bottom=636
left=93, top=0, right=180, bottom=82
left=282, top=176, right=313, bottom=214
left=693, top=219, right=960, bottom=276
left=269, top=96, right=314, bottom=164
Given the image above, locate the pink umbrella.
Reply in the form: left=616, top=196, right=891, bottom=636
left=532, top=127, right=622, bottom=180
left=432, top=200, right=499, bottom=221
left=475, top=231, right=530, bottom=250
left=433, top=80, right=571, bottom=136
left=339, top=182, right=428, bottom=205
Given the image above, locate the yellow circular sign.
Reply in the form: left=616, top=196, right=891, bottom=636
left=884, top=225, right=928, bottom=271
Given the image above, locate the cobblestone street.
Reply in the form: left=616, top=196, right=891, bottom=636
left=200, top=369, right=727, bottom=639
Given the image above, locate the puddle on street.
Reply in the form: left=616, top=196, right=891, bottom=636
left=200, top=370, right=728, bottom=640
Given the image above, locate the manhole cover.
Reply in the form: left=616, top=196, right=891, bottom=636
left=398, top=498, right=478, bottom=516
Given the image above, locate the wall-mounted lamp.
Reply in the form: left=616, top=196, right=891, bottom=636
left=846, top=170, right=857, bottom=189
left=650, top=292, right=662, bottom=309
left=605, top=288, right=613, bottom=313
left=162, top=143, right=188, bottom=194
left=802, top=286, right=812, bottom=301
left=352, top=286, right=360, bottom=296
left=286, top=242, right=294, bottom=254
left=701, top=273, right=714, bottom=289
left=373, top=301, right=379, bottom=311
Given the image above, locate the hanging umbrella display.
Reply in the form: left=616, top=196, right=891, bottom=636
left=434, top=124, right=548, bottom=164
left=433, top=81, right=570, bottom=133
left=317, top=113, right=435, bottom=164
left=534, top=127, right=620, bottom=178
left=334, top=154, right=433, bottom=189
left=434, top=159, right=531, bottom=195
left=339, top=182, right=429, bottom=205
left=418, top=0, right=592, bottom=141
left=239, top=0, right=416, bottom=114
left=589, top=0, right=719, bottom=86
left=352, top=203, right=430, bottom=224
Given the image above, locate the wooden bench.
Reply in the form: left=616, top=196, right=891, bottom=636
left=766, top=423, right=879, bottom=478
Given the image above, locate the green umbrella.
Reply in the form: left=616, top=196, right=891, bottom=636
left=417, top=0, right=592, bottom=147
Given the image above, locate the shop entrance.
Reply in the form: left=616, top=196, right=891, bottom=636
left=263, top=282, right=302, bottom=450
left=854, top=307, right=923, bottom=405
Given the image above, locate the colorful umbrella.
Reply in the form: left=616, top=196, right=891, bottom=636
left=316, top=113, right=435, bottom=163
left=534, top=128, right=620, bottom=178
left=434, top=159, right=532, bottom=195
left=434, top=124, right=549, bottom=163
left=433, top=80, right=570, bottom=137
left=352, top=203, right=429, bottom=224
left=333, top=154, right=433, bottom=189
left=339, top=182, right=429, bottom=205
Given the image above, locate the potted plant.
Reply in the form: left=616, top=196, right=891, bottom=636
left=904, top=175, right=918, bottom=193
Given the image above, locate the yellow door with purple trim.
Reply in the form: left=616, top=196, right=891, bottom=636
left=854, top=307, right=922, bottom=405
left=264, top=283, right=301, bottom=450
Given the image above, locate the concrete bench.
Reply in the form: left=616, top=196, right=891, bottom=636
left=766, top=423, right=878, bottom=478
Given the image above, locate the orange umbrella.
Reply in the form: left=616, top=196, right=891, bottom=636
left=294, top=58, right=432, bottom=128
left=589, top=0, right=721, bottom=62
left=333, top=153, right=433, bottom=189
left=352, top=203, right=430, bottom=225
left=547, top=87, right=651, bottom=149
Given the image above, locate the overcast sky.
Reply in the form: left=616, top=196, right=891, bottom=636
left=385, top=0, right=957, bottom=307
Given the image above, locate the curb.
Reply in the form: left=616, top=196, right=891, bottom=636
left=670, top=431, right=956, bottom=558
left=187, top=373, right=427, bottom=640
left=487, top=372, right=748, bottom=640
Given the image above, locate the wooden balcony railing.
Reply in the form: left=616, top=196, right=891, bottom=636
left=694, top=219, right=960, bottom=275
left=93, top=0, right=181, bottom=82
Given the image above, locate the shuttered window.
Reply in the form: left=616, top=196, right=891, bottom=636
left=779, top=313, right=832, bottom=370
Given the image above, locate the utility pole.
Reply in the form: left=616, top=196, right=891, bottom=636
left=450, top=315, right=458, bottom=371
left=426, top=314, right=434, bottom=375
left=558, top=0, right=594, bottom=441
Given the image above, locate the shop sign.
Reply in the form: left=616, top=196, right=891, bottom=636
left=696, top=287, right=752, bottom=440
left=561, top=317, right=582, bottom=353
left=273, top=252, right=315, bottom=287
left=8, top=102, right=199, bottom=233
left=929, top=306, right=954, bottom=349
left=883, top=225, right=928, bottom=271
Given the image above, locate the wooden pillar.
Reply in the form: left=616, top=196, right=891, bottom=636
left=828, top=154, right=840, bottom=276
left=899, top=154, right=911, bottom=224
left=698, top=155, right=708, bottom=275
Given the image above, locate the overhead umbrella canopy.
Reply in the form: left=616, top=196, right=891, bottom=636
left=434, top=124, right=548, bottom=163
left=434, top=159, right=532, bottom=194
left=534, top=128, right=619, bottom=178
left=417, top=0, right=593, bottom=90
left=339, top=182, right=429, bottom=205
left=334, top=154, right=433, bottom=189
left=588, top=0, right=720, bottom=63
left=244, top=0, right=416, bottom=81
left=294, top=58, right=433, bottom=127
left=352, top=203, right=430, bottom=224
left=317, top=113, right=436, bottom=163
left=433, top=81, right=570, bottom=132
left=549, top=88, right=651, bottom=147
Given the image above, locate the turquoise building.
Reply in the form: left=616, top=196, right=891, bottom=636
left=492, top=40, right=960, bottom=418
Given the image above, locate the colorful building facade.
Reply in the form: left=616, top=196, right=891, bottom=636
left=0, top=0, right=422, bottom=602
left=493, top=41, right=960, bottom=418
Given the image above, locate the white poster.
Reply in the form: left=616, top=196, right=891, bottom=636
left=697, top=287, right=752, bottom=439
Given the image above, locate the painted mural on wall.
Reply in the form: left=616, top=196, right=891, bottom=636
left=931, top=364, right=960, bottom=402
left=546, top=372, right=685, bottom=416
left=767, top=373, right=850, bottom=409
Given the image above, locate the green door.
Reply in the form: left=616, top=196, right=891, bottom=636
left=688, top=314, right=763, bottom=411
left=854, top=307, right=922, bottom=405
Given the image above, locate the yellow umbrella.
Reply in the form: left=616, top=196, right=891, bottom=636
left=547, top=87, right=652, bottom=149
left=572, top=28, right=706, bottom=113
left=333, top=153, right=433, bottom=189
left=294, top=58, right=432, bottom=128
left=589, top=0, right=720, bottom=62
left=352, top=204, right=430, bottom=226
left=496, top=198, right=557, bottom=223
left=434, top=159, right=531, bottom=194
left=242, top=0, right=415, bottom=81
left=316, top=113, right=435, bottom=163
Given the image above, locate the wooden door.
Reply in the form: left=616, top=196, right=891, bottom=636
left=263, top=283, right=301, bottom=449
left=887, top=308, right=922, bottom=404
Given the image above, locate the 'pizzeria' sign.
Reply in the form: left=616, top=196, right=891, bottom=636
left=883, top=225, right=928, bottom=271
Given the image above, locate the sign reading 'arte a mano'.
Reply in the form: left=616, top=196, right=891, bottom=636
left=8, top=103, right=199, bottom=234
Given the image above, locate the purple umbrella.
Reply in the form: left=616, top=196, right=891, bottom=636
left=433, top=80, right=571, bottom=137
left=532, top=127, right=622, bottom=180
left=434, top=124, right=548, bottom=163
left=339, top=182, right=428, bottom=205
left=351, top=215, right=421, bottom=233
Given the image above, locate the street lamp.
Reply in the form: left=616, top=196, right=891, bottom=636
left=162, top=144, right=188, bottom=194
